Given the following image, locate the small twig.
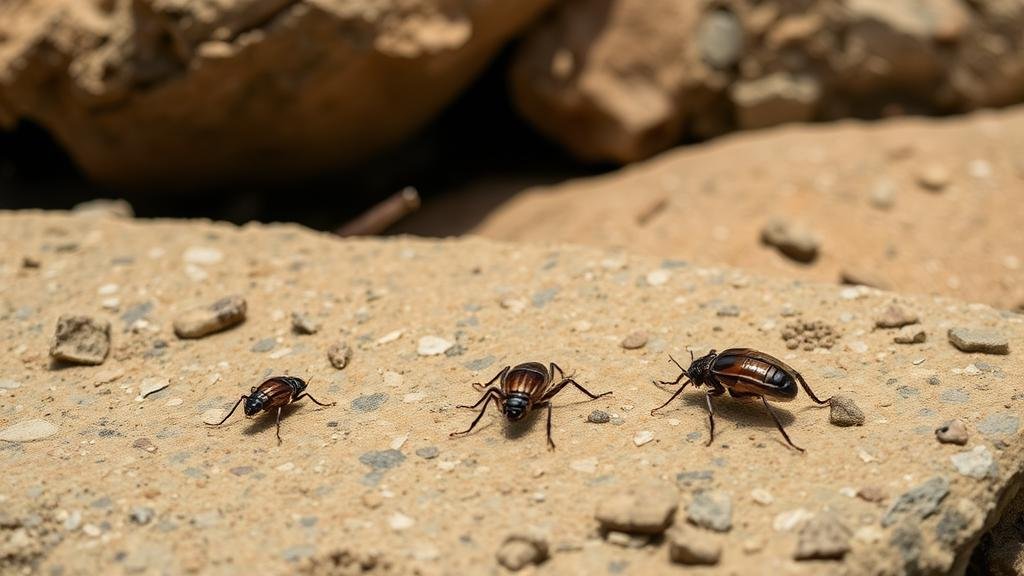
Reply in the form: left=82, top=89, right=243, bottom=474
left=635, top=197, right=668, bottom=226
left=336, top=187, right=421, bottom=236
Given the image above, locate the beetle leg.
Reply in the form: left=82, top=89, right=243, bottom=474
left=275, top=406, right=283, bottom=444
left=294, top=392, right=336, bottom=407
left=210, top=395, right=248, bottom=426
left=794, top=372, right=831, bottom=405
left=450, top=390, right=502, bottom=437
left=650, top=380, right=690, bottom=415
left=704, top=392, right=717, bottom=447
left=540, top=378, right=612, bottom=403
left=456, top=388, right=500, bottom=409
left=654, top=355, right=689, bottom=386
left=542, top=402, right=555, bottom=451
left=471, top=366, right=510, bottom=393
left=761, top=396, right=804, bottom=452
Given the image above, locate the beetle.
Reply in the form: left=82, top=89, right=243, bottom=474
left=208, top=376, right=335, bottom=443
left=450, top=362, right=612, bottom=449
left=651, top=348, right=831, bottom=451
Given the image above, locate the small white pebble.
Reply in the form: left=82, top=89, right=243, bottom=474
left=390, top=435, right=408, bottom=450
left=570, top=458, right=598, bottom=474
left=97, top=283, right=119, bottom=295
left=839, top=487, right=857, bottom=498
left=667, top=418, right=681, bottom=427
left=417, top=335, right=453, bottom=356
left=633, top=430, right=655, bottom=447
left=402, top=392, right=424, bottom=403
left=751, top=489, right=774, bottom=505
left=376, top=330, right=404, bottom=345
left=100, top=297, right=120, bottom=310
left=183, top=246, right=223, bottom=265
left=276, top=462, right=295, bottom=472
left=139, top=377, right=170, bottom=399
left=388, top=513, right=415, bottom=531
left=857, top=448, right=878, bottom=463
left=201, top=409, right=226, bottom=425
left=646, top=269, right=671, bottom=286
left=165, top=398, right=183, bottom=407
left=383, top=371, right=404, bottom=387
left=269, top=347, right=292, bottom=359
left=773, top=509, right=812, bottom=532
left=82, top=524, right=101, bottom=537
left=571, top=320, right=592, bottom=332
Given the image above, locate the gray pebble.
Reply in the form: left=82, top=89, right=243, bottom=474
left=351, top=393, right=387, bottom=412
left=250, top=338, right=276, bottom=353
left=415, top=446, right=439, bottom=460
left=359, top=449, right=405, bottom=470
left=291, top=312, right=320, bottom=335
left=882, top=477, right=949, bottom=527
left=760, top=218, right=819, bottom=263
left=49, top=314, right=110, bottom=365
left=129, top=507, right=155, bottom=525
left=464, top=355, right=496, bottom=371
left=697, top=9, right=743, bottom=69
left=897, top=386, right=920, bottom=398
left=977, top=412, right=1020, bottom=437
left=927, top=376, right=941, bottom=386
left=327, top=342, right=352, bottom=370
left=947, top=327, right=1010, bottom=355
left=120, top=302, right=153, bottom=327
left=950, top=445, right=996, bottom=479
left=828, top=395, right=865, bottom=427
left=620, top=332, right=648, bottom=350
left=794, top=514, right=851, bottom=560
left=173, top=295, right=247, bottom=339
left=229, top=466, right=253, bottom=476
left=668, top=524, right=721, bottom=565
left=939, top=389, right=969, bottom=404
left=935, top=419, right=968, bottom=445
left=282, top=546, right=315, bottom=563
left=686, top=491, right=732, bottom=532
left=588, top=410, right=611, bottom=424
left=496, top=533, right=549, bottom=571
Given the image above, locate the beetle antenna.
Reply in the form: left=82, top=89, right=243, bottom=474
left=667, top=354, right=689, bottom=376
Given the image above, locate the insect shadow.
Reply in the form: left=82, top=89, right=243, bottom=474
left=667, top=391, right=799, bottom=441
left=240, top=403, right=302, bottom=436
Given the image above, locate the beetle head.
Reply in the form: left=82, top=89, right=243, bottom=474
left=686, top=349, right=717, bottom=385
left=243, top=395, right=264, bottom=417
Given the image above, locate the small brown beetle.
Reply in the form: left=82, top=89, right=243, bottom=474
left=450, top=362, right=612, bottom=449
left=652, top=348, right=831, bottom=451
left=209, top=376, right=335, bottom=443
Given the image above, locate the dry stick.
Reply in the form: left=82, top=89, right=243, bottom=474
left=335, top=187, right=421, bottom=236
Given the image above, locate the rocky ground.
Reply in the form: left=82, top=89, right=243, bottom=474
left=467, top=106, right=1024, bottom=312
left=1, top=212, right=1021, bottom=575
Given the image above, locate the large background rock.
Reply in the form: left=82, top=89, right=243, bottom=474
left=0, top=213, right=1021, bottom=574
left=0, top=0, right=551, bottom=188
left=511, top=0, right=1024, bottom=164
left=470, top=106, right=1024, bottom=311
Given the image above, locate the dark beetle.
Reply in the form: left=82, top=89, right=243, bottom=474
left=450, top=362, right=612, bottom=449
left=652, top=348, right=831, bottom=451
left=209, top=376, right=335, bottom=443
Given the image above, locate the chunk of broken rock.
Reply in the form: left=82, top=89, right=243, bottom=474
left=760, top=218, right=820, bottom=263
left=793, top=514, right=851, bottom=560
left=595, top=481, right=678, bottom=535
left=947, top=327, right=1009, bottom=355
left=668, top=524, right=722, bottom=565
left=50, top=314, right=111, bottom=365
left=495, top=532, right=549, bottom=571
left=829, top=395, right=865, bottom=427
left=173, top=295, right=247, bottom=339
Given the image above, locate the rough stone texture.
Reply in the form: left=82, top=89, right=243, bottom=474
left=794, top=513, right=852, bottom=560
left=0, top=213, right=1022, bottom=575
left=511, top=0, right=1024, bottom=164
left=948, top=327, right=1011, bottom=355
left=595, top=481, right=679, bottom=535
left=687, top=491, right=733, bottom=533
left=49, top=314, right=110, bottom=365
left=471, top=107, right=1024, bottom=310
left=829, top=395, right=865, bottom=427
left=0, top=0, right=552, bottom=188
left=173, top=295, right=247, bottom=339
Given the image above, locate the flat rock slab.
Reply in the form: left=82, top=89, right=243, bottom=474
left=0, top=214, right=1021, bottom=575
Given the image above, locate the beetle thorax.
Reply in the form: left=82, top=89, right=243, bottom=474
left=687, top=351, right=718, bottom=386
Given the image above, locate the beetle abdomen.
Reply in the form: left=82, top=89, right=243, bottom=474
left=712, top=350, right=798, bottom=401
left=504, top=364, right=549, bottom=398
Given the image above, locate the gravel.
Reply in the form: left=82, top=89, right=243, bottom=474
left=935, top=419, right=969, bottom=445
left=947, top=327, right=1010, bottom=355
left=793, top=514, right=851, bottom=560
left=595, top=481, right=678, bottom=535
left=829, top=395, right=865, bottom=427
left=687, top=491, right=732, bottom=532
left=668, top=524, right=722, bottom=565
left=173, top=295, right=247, bottom=339
left=49, top=314, right=110, bottom=365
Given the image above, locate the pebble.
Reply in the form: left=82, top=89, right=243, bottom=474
left=182, top=246, right=223, bottom=265
left=646, top=269, right=671, bottom=286
left=417, top=336, right=453, bottom=356
left=588, top=410, right=610, bottom=424
left=881, top=477, right=949, bottom=527
left=633, top=430, right=655, bottom=446
left=856, top=487, right=886, bottom=503
left=173, top=295, right=247, bottom=339
left=388, top=512, right=414, bottom=531
left=250, top=338, right=276, bottom=353
left=132, top=438, right=157, bottom=453
left=595, top=481, right=678, bottom=535
left=327, top=342, right=352, bottom=369
left=73, top=198, right=135, bottom=218
left=917, top=163, right=951, bottom=191
left=0, top=379, right=21, bottom=390
left=947, top=327, right=1009, bottom=355
left=668, top=524, right=722, bottom=566
left=773, top=509, right=813, bottom=532
left=716, top=304, right=740, bottom=317
left=935, top=419, right=969, bottom=445
left=894, top=326, right=927, bottom=344
left=359, top=449, right=405, bottom=471
left=760, top=218, right=820, bottom=263
left=750, top=489, right=774, bottom=506
left=291, top=312, right=320, bottom=335
left=376, top=330, right=403, bottom=345
left=875, top=304, right=919, bottom=329
left=165, top=398, right=183, bottom=407
left=794, top=514, right=851, bottom=560
left=139, top=377, right=170, bottom=399
left=687, top=491, right=732, bottom=532
left=951, top=445, right=996, bottom=479
left=127, top=506, right=154, bottom=525
left=977, top=413, right=1019, bottom=437
left=0, top=419, right=58, bottom=442
left=496, top=533, right=549, bottom=571
left=869, top=179, right=897, bottom=209
left=828, top=395, right=864, bottom=427
left=415, top=447, right=439, bottom=459
left=351, top=393, right=388, bottom=412
left=49, top=314, right=111, bottom=365
left=697, top=9, right=743, bottom=69
left=620, top=332, right=648, bottom=350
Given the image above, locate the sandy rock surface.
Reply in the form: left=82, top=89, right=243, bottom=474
left=475, top=106, right=1024, bottom=311
left=0, top=0, right=550, bottom=187
left=511, top=0, right=1024, bottom=164
left=0, top=213, right=1022, bottom=575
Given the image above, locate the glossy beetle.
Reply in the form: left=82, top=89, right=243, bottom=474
left=209, top=376, right=335, bottom=443
left=652, top=348, right=831, bottom=451
left=450, top=362, right=612, bottom=449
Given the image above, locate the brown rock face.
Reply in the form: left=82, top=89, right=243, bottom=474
left=0, top=0, right=552, bottom=188
left=511, top=0, right=1024, bottom=164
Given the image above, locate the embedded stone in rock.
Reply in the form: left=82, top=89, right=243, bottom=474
left=881, top=477, right=949, bottom=527
left=951, top=445, right=996, bottom=479
left=947, top=327, right=1009, bottom=355
left=595, top=481, right=678, bottom=535
left=50, top=314, right=111, bottom=365
left=829, top=395, right=865, bottom=427
left=173, top=296, right=247, bottom=339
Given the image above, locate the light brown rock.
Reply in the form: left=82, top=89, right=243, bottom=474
left=49, top=314, right=110, bottom=365
left=173, top=296, right=247, bottom=339
left=596, top=481, right=679, bottom=535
